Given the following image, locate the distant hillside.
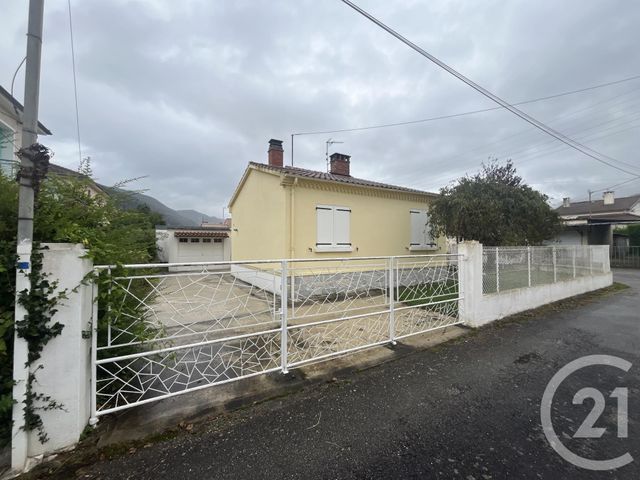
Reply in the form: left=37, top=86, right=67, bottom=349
left=176, top=209, right=222, bottom=226
left=105, top=187, right=220, bottom=227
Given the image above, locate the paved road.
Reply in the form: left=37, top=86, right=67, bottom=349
left=58, top=270, right=640, bottom=479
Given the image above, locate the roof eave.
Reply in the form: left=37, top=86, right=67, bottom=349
left=286, top=173, right=437, bottom=197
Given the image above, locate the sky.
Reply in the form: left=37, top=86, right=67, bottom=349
left=3, top=0, right=640, bottom=217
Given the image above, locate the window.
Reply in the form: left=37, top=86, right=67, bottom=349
left=316, top=205, right=351, bottom=252
left=410, top=210, right=436, bottom=250
left=214, top=238, right=223, bottom=243
left=178, top=238, right=188, bottom=243
left=202, top=238, right=212, bottom=243
left=0, top=124, right=15, bottom=176
left=190, top=238, right=200, bottom=243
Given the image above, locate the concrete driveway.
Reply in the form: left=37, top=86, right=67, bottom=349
left=42, top=269, right=640, bottom=479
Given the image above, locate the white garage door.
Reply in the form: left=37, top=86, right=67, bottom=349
left=177, top=238, right=225, bottom=263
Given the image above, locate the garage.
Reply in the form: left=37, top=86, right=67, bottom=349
left=177, top=236, right=225, bottom=263
left=156, top=225, right=231, bottom=270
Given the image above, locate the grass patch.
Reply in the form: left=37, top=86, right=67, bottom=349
left=398, top=281, right=458, bottom=307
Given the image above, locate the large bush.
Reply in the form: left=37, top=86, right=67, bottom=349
left=0, top=163, right=161, bottom=447
left=430, top=160, right=561, bottom=246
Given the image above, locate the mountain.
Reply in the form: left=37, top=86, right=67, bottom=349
left=175, top=209, right=222, bottom=226
left=105, top=187, right=221, bottom=227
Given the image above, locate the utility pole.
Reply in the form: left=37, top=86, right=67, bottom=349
left=12, top=0, right=45, bottom=471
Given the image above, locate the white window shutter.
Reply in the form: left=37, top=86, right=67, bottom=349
left=334, top=208, right=351, bottom=245
left=316, top=207, right=333, bottom=245
left=411, top=210, right=433, bottom=246
left=410, top=210, right=422, bottom=246
left=423, top=212, right=433, bottom=245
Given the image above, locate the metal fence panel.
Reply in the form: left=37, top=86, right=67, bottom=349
left=482, top=245, right=609, bottom=295
left=92, top=254, right=461, bottom=417
left=610, top=246, right=640, bottom=269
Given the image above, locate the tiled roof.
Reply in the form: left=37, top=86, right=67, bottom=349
left=165, top=225, right=230, bottom=232
left=249, top=162, right=436, bottom=196
left=556, top=194, right=640, bottom=216
left=48, top=163, right=86, bottom=178
left=173, top=230, right=229, bottom=238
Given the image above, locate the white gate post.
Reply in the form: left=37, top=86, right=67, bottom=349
left=12, top=244, right=93, bottom=470
left=552, top=246, right=557, bottom=283
left=458, top=241, right=483, bottom=328
left=388, top=257, right=396, bottom=345
left=527, top=246, right=532, bottom=287
left=280, top=260, right=289, bottom=374
left=495, top=247, right=500, bottom=293
left=89, top=279, right=99, bottom=427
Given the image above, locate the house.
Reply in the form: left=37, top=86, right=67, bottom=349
left=228, top=139, right=445, bottom=262
left=47, top=162, right=105, bottom=197
left=553, top=191, right=640, bottom=246
left=0, top=84, right=51, bottom=176
left=156, top=224, right=231, bottom=270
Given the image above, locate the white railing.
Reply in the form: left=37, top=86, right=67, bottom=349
left=91, top=254, right=461, bottom=418
left=482, top=245, right=610, bottom=295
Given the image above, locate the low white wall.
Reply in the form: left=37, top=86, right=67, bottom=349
left=469, top=272, right=612, bottom=328
left=458, top=242, right=614, bottom=328
left=230, top=264, right=281, bottom=295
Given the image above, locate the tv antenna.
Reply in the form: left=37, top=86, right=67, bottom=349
left=326, top=138, right=344, bottom=172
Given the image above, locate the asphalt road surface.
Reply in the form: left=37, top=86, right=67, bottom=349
left=46, top=270, right=640, bottom=479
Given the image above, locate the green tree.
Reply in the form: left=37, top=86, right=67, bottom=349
left=0, top=163, right=160, bottom=446
left=429, top=160, right=561, bottom=246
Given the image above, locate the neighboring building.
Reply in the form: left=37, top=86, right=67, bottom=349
left=48, top=163, right=105, bottom=197
left=156, top=224, right=231, bottom=270
left=553, top=191, right=640, bottom=246
left=613, top=232, right=630, bottom=249
left=228, top=139, right=445, bottom=262
left=0, top=84, right=51, bottom=176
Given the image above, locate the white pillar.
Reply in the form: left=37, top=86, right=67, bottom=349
left=12, top=244, right=93, bottom=471
left=458, top=241, right=483, bottom=328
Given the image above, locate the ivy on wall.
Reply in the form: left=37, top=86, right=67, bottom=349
left=15, top=247, right=66, bottom=443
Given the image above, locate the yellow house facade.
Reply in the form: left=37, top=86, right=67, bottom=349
left=229, top=139, right=445, bottom=262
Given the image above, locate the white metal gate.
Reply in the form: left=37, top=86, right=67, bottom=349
left=90, top=254, right=462, bottom=419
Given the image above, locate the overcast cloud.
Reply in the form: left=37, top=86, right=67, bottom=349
left=3, top=0, right=640, bottom=216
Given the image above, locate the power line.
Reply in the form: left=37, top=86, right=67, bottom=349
left=10, top=56, right=26, bottom=119
left=339, top=0, right=640, bottom=178
left=494, top=109, right=640, bottom=168
left=389, top=86, right=640, bottom=187
left=591, top=176, right=640, bottom=194
left=293, top=73, right=640, bottom=136
left=67, top=0, right=82, bottom=165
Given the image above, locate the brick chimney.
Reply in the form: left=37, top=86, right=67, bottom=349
left=329, top=152, right=350, bottom=176
left=603, top=191, right=615, bottom=205
left=562, top=197, right=570, bottom=208
left=268, top=139, right=284, bottom=167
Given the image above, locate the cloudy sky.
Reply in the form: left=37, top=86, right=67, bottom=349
left=3, top=0, right=640, bottom=216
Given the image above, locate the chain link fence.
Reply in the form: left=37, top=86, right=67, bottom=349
left=482, top=245, right=610, bottom=295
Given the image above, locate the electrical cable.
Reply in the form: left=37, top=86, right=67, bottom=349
left=339, top=0, right=639, bottom=177
left=68, top=0, right=83, bottom=165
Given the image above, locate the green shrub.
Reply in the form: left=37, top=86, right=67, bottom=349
left=0, top=162, right=161, bottom=447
